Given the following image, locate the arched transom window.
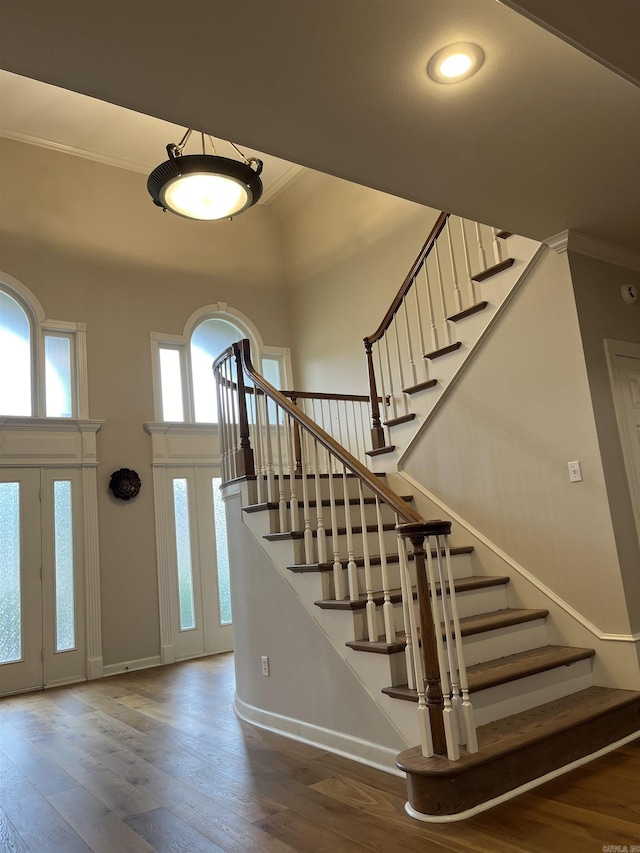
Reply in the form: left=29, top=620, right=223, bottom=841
left=0, top=274, right=87, bottom=419
left=151, top=303, right=290, bottom=424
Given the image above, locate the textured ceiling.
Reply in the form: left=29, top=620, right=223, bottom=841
left=0, top=0, right=638, bottom=251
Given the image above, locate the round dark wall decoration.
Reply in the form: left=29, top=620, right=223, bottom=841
left=109, top=468, right=141, bottom=501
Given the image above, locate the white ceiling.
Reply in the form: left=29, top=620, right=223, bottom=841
left=0, top=0, right=638, bottom=252
left=0, top=71, right=304, bottom=205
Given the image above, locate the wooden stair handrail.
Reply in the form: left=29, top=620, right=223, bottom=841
left=227, top=339, right=426, bottom=526
left=364, top=211, right=449, bottom=346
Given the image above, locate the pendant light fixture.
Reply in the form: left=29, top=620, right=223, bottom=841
left=147, top=129, right=263, bottom=221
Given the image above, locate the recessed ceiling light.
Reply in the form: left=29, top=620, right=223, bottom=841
left=427, top=43, right=484, bottom=84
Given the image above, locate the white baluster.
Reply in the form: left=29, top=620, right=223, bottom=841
left=300, top=432, right=313, bottom=564
left=274, top=401, right=288, bottom=532
left=358, top=481, right=377, bottom=642
left=413, top=276, right=429, bottom=382
left=398, top=536, right=433, bottom=758
left=433, top=240, right=453, bottom=346
left=313, top=440, right=327, bottom=564
left=340, top=464, right=358, bottom=600
left=249, top=389, right=265, bottom=504
left=459, top=217, right=478, bottom=306
left=402, top=297, right=418, bottom=389
left=396, top=517, right=415, bottom=690
left=262, top=391, right=276, bottom=505
left=492, top=226, right=503, bottom=265
left=375, top=496, right=394, bottom=643
left=422, top=262, right=439, bottom=353
left=328, top=452, right=345, bottom=600
left=475, top=221, right=487, bottom=273
left=425, top=537, right=460, bottom=761
left=446, top=218, right=463, bottom=313
left=284, top=412, right=298, bottom=532
left=441, top=532, right=478, bottom=753
left=392, top=317, right=408, bottom=414
left=383, top=335, right=397, bottom=420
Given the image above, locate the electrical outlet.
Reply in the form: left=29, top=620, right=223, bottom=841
left=568, top=461, right=582, bottom=483
left=261, top=656, right=270, bottom=677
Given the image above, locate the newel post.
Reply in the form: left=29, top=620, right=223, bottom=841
left=398, top=522, right=448, bottom=756
left=364, top=339, right=385, bottom=450
left=232, top=343, right=255, bottom=478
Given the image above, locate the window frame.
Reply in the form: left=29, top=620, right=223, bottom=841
left=150, top=303, right=291, bottom=424
left=0, top=272, right=88, bottom=420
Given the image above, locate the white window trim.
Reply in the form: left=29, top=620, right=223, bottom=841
left=151, top=302, right=292, bottom=424
left=1, top=271, right=89, bottom=419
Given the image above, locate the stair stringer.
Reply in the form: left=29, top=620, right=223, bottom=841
left=222, top=479, right=414, bottom=772
left=373, top=235, right=543, bottom=471
left=388, top=469, right=640, bottom=690
left=237, top=491, right=425, bottom=750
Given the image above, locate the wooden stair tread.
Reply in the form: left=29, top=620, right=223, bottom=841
left=424, top=342, right=462, bottom=361
left=398, top=686, right=640, bottom=816
left=265, top=522, right=396, bottom=541
left=315, top=574, right=510, bottom=610
left=447, top=301, right=488, bottom=323
left=496, top=230, right=512, bottom=239
left=471, top=257, right=515, bottom=282
left=346, top=607, right=546, bottom=654
left=397, top=686, right=640, bottom=775
left=382, top=645, right=595, bottom=697
left=243, top=495, right=414, bottom=513
left=384, top=413, right=416, bottom=427
left=403, top=379, right=438, bottom=395
left=288, top=545, right=474, bottom=573
left=366, top=445, right=395, bottom=456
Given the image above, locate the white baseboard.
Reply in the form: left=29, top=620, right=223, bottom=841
left=102, top=655, right=162, bottom=677
left=406, top=729, right=640, bottom=823
left=234, top=693, right=405, bottom=777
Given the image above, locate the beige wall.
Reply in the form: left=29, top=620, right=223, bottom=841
left=568, top=252, right=640, bottom=631
left=402, top=248, right=632, bottom=635
left=274, top=170, right=440, bottom=393
left=0, top=138, right=292, bottom=666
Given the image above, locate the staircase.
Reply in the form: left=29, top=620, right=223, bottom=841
left=215, top=212, right=640, bottom=821
left=238, top=470, right=640, bottom=819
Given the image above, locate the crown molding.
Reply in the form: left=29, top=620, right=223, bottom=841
left=545, top=230, right=640, bottom=272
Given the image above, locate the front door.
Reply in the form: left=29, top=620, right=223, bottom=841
left=0, top=468, right=85, bottom=696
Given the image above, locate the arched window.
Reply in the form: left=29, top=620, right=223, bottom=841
left=0, top=289, right=32, bottom=416
left=151, top=303, right=290, bottom=424
left=0, top=274, right=87, bottom=419
left=191, top=317, right=245, bottom=422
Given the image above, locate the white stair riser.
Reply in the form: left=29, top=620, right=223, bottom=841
left=472, top=656, right=594, bottom=727
left=387, top=586, right=509, bottom=634
left=289, top=527, right=401, bottom=565
left=450, top=619, right=548, bottom=668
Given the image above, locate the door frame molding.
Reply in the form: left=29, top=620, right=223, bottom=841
left=0, top=416, right=104, bottom=680
left=605, top=338, right=640, bottom=543
left=144, top=422, right=223, bottom=665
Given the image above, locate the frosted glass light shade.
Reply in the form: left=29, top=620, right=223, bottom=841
left=148, top=153, right=263, bottom=221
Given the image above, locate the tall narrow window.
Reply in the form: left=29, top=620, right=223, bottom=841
left=0, top=482, right=21, bottom=663
left=172, top=478, right=196, bottom=630
left=53, top=480, right=75, bottom=652
left=159, top=347, right=185, bottom=422
left=191, top=318, right=244, bottom=422
left=0, top=290, right=32, bottom=416
left=212, top=478, right=232, bottom=625
left=45, top=336, right=73, bottom=418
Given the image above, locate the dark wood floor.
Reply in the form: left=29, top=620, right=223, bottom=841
left=0, top=653, right=638, bottom=852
